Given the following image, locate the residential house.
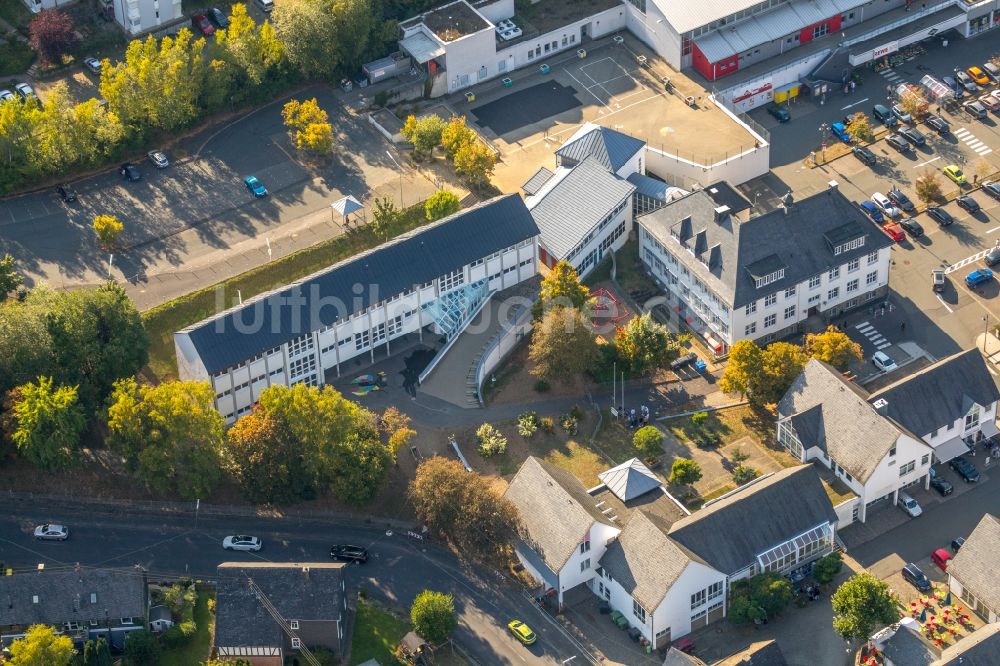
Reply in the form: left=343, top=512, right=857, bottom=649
left=638, top=183, right=893, bottom=355
left=215, top=562, right=348, bottom=665
left=880, top=619, right=936, bottom=666
left=877, top=619, right=1000, bottom=665
left=948, top=513, right=1000, bottom=623
left=174, top=194, right=540, bottom=422
left=777, top=359, right=934, bottom=525
left=0, top=567, right=147, bottom=650
left=715, top=640, right=788, bottom=665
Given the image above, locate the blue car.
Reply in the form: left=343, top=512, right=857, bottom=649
left=858, top=200, right=884, bottom=223
left=966, top=269, right=993, bottom=287
left=831, top=122, right=851, bottom=143
left=244, top=176, right=268, bottom=198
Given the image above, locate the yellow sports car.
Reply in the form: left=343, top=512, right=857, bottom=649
left=507, top=620, right=537, bottom=645
left=942, top=165, right=967, bottom=185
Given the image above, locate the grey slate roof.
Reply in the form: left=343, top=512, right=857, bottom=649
left=778, top=359, right=912, bottom=483
left=935, top=621, right=1000, bottom=665
left=504, top=457, right=615, bottom=573
left=179, top=194, right=540, bottom=375
left=149, top=605, right=173, bottom=623
left=522, top=166, right=555, bottom=196
left=718, top=640, right=788, bottom=666
left=868, top=349, right=1000, bottom=437
left=947, top=513, right=1000, bottom=617
left=527, top=156, right=635, bottom=259
left=626, top=173, right=688, bottom=203
left=555, top=124, right=646, bottom=173
left=638, top=187, right=893, bottom=309
left=882, top=623, right=936, bottom=666
left=667, top=466, right=837, bottom=575
left=703, top=181, right=752, bottom=216
left=599, top=512, right=699, bottom=612
left=663, top=647, right=704, bottom=665
left=598, top=458, right=662, bottom=502
left=0, top=568, right=146, bottom=627
left=215, top=562, right=344, bottom=650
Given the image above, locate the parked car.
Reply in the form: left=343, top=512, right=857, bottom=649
left=507, top=620, right=537, bottom=646
left=924, top=114, right=950, bottom=134
left=929, top=471, right=952, bottom=493
left=985, top=247, right=1000, bottom=267
left=899, top=218, right=924, bottom=238
left=329, top=544, right=369, bottom=563
left=898, top=126, right=926, bottom=146
left=887, top=187, right=915, bottom=213
left=872, top=192, right=900, bottom=218
left=982, top=180, right=1000, bottom=200
left=873, top=103, right=898, bottom=126
left=965, top=100, right=988, bottom=119
left=891, top=104, right=912, bottom=124
left=767, top=104, right=790, bottom=122
left=670, top=352, right=698, bottom=370
left=943, top=75, right=965, bottom=98
left=873, top=350, right=898, bottom=372
left=950, top=455, right=981, bottom=481
left=0, top=89, right=14, bottom=103
left=951, top=536, right=966, bottom=551
left=244, top=175, right=267, bottom=198
left=956, top=195, right=981, bottom=213
left=931, top=548, right=952, bottom=570
left=83, top=57, right=101, bottom=74
left=208, top=6, right=229, bottom=28
left=943, top=164, right=967, bottom=185
left=56, top=184, right=77, bottom=203
left=853, top=145, right=877, bottom=165
left=968, top=66, right=991, bottom=86
left=859, top=200, right=884, bottom=223
left=979, top=94, right=1000, bottom=112
left=885, top=134, right=910, bottom=153
left=119, top=162, right=141, bottom=182
left=147, top=150, right=169, bottom=168
left=983, top=61, right=1000, bottom=81
left=955, top=70, right=979, bottom=93
left=222, top=535, right=262, bottom=551
left=830, top=122, right=851, bottom=143
left=965, top=268, right=993, bottom=288
left=34, top=524, right=69, bottom=540
left=14, top=82, right=39, bottom=107
left=882, top=221, right=905, bottom=242
left=192, top=13, right=215, bottom=36
left=926, top=206, right=954, bottom=226
left=902, top=563, right=932, bottom=592
left=897, top=491, right=922, bottom=517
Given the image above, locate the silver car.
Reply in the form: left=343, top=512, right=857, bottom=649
left=223, top=535, right=262, bottom=551
left=34, top=524, right=69, bottom=540
left=0, top=89, right=14, bottom=103
left=147, top=150, right=169, bottom=168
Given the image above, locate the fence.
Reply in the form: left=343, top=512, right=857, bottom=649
left=474, top=302, right=533, bottom=406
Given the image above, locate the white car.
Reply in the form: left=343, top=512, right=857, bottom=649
left=147, top=150, right=169, bottom=168
left=223, top=535, right=262, bottom=551
left=34, top=524, right=69, bottom=540
left=871, top=192, right=900, bottom=218
left=0, top=89, right=14, bottom=103
left=83, top=57, right=101, bottom=74
left=872, top=351, right=898, bottom=373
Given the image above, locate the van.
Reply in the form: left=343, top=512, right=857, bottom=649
left=873, top=104, right=897, bottom=127
left=898, top=490, right=922, bottom=517
left=255, top=0, right=273, bottom=12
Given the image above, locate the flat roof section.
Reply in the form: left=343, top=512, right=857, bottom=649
left=514, top=0, right=623, bottom=36
left=402, top=0, right=491, bottom=42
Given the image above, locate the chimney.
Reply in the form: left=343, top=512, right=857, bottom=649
left=873, top=398, right=889, bottom=415
left=781, top=191, right=794, bottom=214
left=713, top=205, right=731, bottom=223
left=828, top=180, right=839, bottom=191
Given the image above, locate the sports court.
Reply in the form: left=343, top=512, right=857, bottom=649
left=471, top=81, right=581, bottom=136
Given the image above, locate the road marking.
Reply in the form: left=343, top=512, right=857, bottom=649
left=914, top=156, right=941, bottom=168
left=564, top=68, right=611, bottom=110
left=841, top=97, right=870, bottom=110
left=954, top=127, right=993, bottom=156
left=988, top=226, right=1000, bottom=234
left=936, top=295, right=954, bottom=312
left=945, top=248, right=994, bottom=273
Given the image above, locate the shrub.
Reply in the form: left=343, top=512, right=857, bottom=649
left=690, top=411, right=708, bottom=427
left=633, top=426, right=664, bottom=458
left=475, top=423, right=507, bottom=457
left=560, top=414, right=578, bottom=435
left=732, top=464, right=760, bottom=485
left=730, top=448, right=750, bottom=464
left=668, top=458, right=702, bottom=487
left=517, top=411, right=539, bottom=438
left=533, top=379, right=550, bottom=393
left=813, top=552, right=844, bottom=584
left=539, top=416, right=555, bottom=434
left=569, top=404, right=586, bottom=420
left=207, top=597, right=216, bottom=613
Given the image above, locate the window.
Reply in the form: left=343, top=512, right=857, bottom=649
left=899, top=461, right=916, bottom=476
left=889, top=445, right=896, bottom=457
left=784, top=305, right=796, bottom=320
left=355, top=329, right=371, bottom=351
left=764, top=313, right=776, bottom=328
left=290, top=620, right=299, bottom=629
left=828, top=287, right=839, bottom=300
left=633, top=598, right=647, bottom=623
left=291, top=638, right=301, bottom=649
left=287, top=333, right=315, bottom=357
left=691, top=589, right=706, bottom=609
left=966, top=406, right=981, bottom=431
left=580, top=540, right=591, bottom=554
left=439, top=268, right=465, bottom=293
left=784, top=286, right=796, bottom=298
left=745, top=302, right=757, bottom=315
left=813, top=22, right=829, bottom=38
left=866, top=271, right=878, bottom=286
left=868, top=250, right=879, bottom=265
left=65, top=621, right=80, bottom=631
left=828, top=267, right=840, bottom=280
left=707, top=581, right=724, bottom=601
left=836, top=238, right=866, bottom=255
left=765, top=293, right=777, bottom=307
left=745, top=322, right=757, bottom=336
left=754, top=269, right=785, bottom=288
left=809, top=275, right=821, bottom=289
left=580, top=558, right=591, bottom=572
left=848, top=258, right=860, bottom=272
left=921, top=454, right=930, bottom=465
left=120, top=618, right=134, bottom=625
left=847, top=279, right=859, bottom=293
left=288, top=355, right=316, bottom=379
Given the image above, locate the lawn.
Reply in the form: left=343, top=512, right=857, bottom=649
left=0, top=41, right=34, bottom=77
left=159, top=590, right=215, bottom=666
left=349, top=597, right=408, bottom=666
left=142, top=201, right=436, bottom=381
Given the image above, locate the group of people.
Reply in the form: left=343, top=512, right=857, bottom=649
left=626, top=405, right=651, bottom=429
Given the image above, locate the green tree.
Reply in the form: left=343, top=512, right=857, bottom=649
left=93, top=214, right=123, bottom=247
left=804, top=326, right=863, bottom=371
left=915, top=170, right=942, bottom=203
left=528, top=306, right=599, bottom=383
left=453, top=140, right=496, bottom=188
left=410, top=590, right=458, bottom=645
left=633, top=425, right=664, bottom=458
left=831, top=573, right=898, bottom=641
left=668, top=458, right=702, bottom=487
left=281, top=98, right=332, bottom=154
left=0, top=95, right=41, bottom=193
left=410, top=457, right=520, bottom=560
left=105, top=379, right=225, bottom=499
left=10, top=376, right=85, bottom=470
left=82, top=640, right=97, bottom=666
left=7, top=624, right=74, bottom=666
left=614, top=312, right=679, bottom=375
left=402, top=114, right=446, bottom=155
left=732, top=464, right=759, bottom=485
left=272, top=0, right=340, bottom=79
left=425, top=189, right=461, bottom=221
left=534, top=260, right=589, bottom=318
left=122, top=629, right=160, bottom=666
left=94, top=637, right=112, bottom=666
left=748, top=571, right=793, bottom=618
left=0, top=253, right=24, bottom=300
left=216, top=3, right=284, bottom=87
left=844, top=112, right=874, bottom=143
left=758, top=341, right=808, bottom=404
left=813, top=552, right=844, bottom=585
left=370, top=196, right=398, bottom=240
left=223, top=407, right=312, bottom=504
left=728, top=596, right=766, bottom=625
left=441, top=115, right=475, bottom=157
left=719, top=339, right=764, bottom=401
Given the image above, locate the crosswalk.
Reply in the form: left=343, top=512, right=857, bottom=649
left=855, top=321, right=891, bottom=350
left=945, top=248, right=996, bottom=273
left=954, top=127, right=993, bottom=156
left=879, top=68, right=903, bottom=85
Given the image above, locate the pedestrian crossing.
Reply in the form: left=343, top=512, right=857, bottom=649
left=855, top=321, right=892, bottom=350
left=879, top=68, right=903, bottom=85
left=954, top=127, right=993, bottom=156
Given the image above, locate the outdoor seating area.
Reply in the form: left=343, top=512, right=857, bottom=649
left=896, top=586, right=985, bottom=652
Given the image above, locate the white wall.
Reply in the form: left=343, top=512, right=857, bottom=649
left=923, top=401, right=998, bottom=447
left=948, top=575, right=1000, bottom=623
left=717, top=49, right=830, bottom=112
left=646, top=139, right=768, bottom=190
left=833, top=496, right=860, bottom=529
left=624, top=2, right=682, bottom=70
left=558, top=522, right=620, bottom=603
left=495, top=5, right=626, bottom=73
left=864, top=433, right=933, bottom=506
left=115, top=0, right=180, bottom=34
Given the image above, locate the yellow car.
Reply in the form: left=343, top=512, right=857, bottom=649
left=507, top=620, right=537, bottom=645
left=968, top=66, right=990, bottom=86
left=943, top=165, right=967, bottom=185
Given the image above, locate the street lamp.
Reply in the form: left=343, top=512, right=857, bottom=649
left=385, top=150, right=404, bottom=207
left=984, top=315, right=990, bottom=352
left=818, top=123, right=830, bottom=162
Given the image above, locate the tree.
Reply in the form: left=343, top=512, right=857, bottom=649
left=7, top=625, right=73, bottom=666
left=453, top=140, right=496, bottom=187
left=728, top=596, right=767, bottom=625
left=425, top=189, right=461, bottom=221
left=813, top=552, right=844, bottom=585
left=758, top=341, right=807, bottom=404
left=528, top=306, right=599, bottom=383
left=370, top=196, right=399, bottom=240
left=10, top=376, right=85, bottom=470
left=82, top=640, right=97, bottom=666
left=93, top=214, right=123, bottom=248
left=535, top=261, right=590, bottom=318
left=402, top=114, right=446, bottom=155
left=668, top=458, right=702, bottom=487
left=410, top=457, right=519, bottom=559
left=749, top=572, right=792, bottom=618
left=633, top=425, right=664, bottom=458
left=105, top=379, right=225, bottom=498
left=281, top=98, right=333, bottom=154
left=272, top=0, right=340, bottom=79
left=974, top=157, right=994, bottom=181
left=915, top=170, right=943, bottom=202
left=844, top=112, right=874, bottom=143
left=719, top=339, right=764, bottom=401
left=410, top=590, right=458, bottom=645
left=441, top=115, right=475, bottom=157
left=614, top=312, right=680, bottom=375
left=28, top=10, right=78, bottom=66
left=216, top=3, right=284, bottom=88
left=295, top=121, right=333, bottom=153
left=0, top=253, right=24, bottom=300
left=804, top=326, right=863, bottom=371
left=732, top=464, right=759, bottom=485
left=223, top=407, right=312, bottom=503
left=94, top=637, right=112, bottom=666
left=831, top=573, right=898, bottom=641
left=122, top=629, right=160, bottom=666
left=898, top=88, right=928, bottom=121
left=475, top=422, right=507, bottom=457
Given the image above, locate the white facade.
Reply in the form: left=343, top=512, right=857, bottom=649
left=495, top=5, right=626, bottom=74
left=948, top=576, right=999, bottom=624
left=559, top=523, right=620, bottom=601
left=562, top=204, right=630, bottom=279
left=919, top=400, right=999, bottom=461
left=622, top=1, right=683, bottom=70
left=111, top=0, right=181, bottom=35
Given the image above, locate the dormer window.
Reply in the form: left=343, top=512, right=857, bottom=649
left=754, top=269, right=784, bottom=288
left=833, top=236, right=866, bottom=256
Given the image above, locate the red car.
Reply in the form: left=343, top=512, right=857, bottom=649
left=932, top=548, right=952, bottom=570
left=192, top=13, right=215, bottom=36
left=882, top=222, right=905, bottom=242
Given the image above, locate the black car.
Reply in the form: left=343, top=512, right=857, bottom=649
left=982, top=181, right=1000, bottom=201
left=899, top=126, right=926, bottom=146
left=886, top=134, right=911, bottom=153
left=670, top=352, right=698, bottom=370
left=853, top=145, right=877, bottom=165
left=208, top=6, right=229, bottom=28
left=985, top=247, right=1000, bottom=267
left=119, top=163, right=141, bottom=182
left=951, top=537, right=965, bottom=552
left=330, top=544, right=369, bottom=563
left=899, top=218, right=924, bottom=238
left=956, top=195, right=981, bottom=213
left=927, top=207, right=954, bottom=226
left=56, top=184, right=77, bottom=203
left=930, top=475, right=953, bottom=496
left=887, top=187, right=915, bottom=213
left=902, top=563, right=932, bottom=592
left=925, top=114, right=950, bottom=134
left=949, top=455, right=980, bottom=482
left=767, top=104, right=790, bottom=122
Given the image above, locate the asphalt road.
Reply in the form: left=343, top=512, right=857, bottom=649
left=0, top=504, right=592, bottom=665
